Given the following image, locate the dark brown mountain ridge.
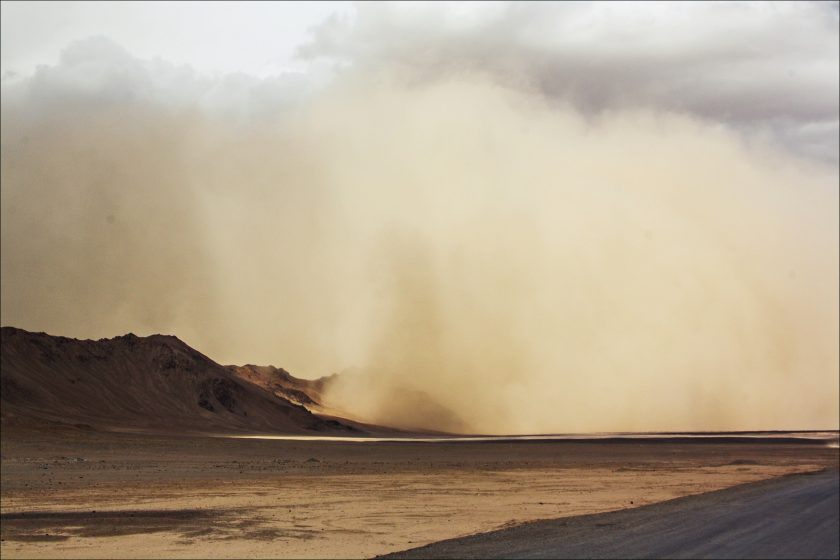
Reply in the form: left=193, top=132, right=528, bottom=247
left=0, top=326, right=357, bottom=435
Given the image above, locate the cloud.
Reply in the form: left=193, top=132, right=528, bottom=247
left=7, top=36, right=320, bottom=123
left=6, top=3, right=838, bottom=162
left=301, top=1, right=839, bottom=163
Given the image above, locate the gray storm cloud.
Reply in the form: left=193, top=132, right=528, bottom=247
left=302, top=1, right=840, bottom=164
left=1, top=5, right=838, bottom=433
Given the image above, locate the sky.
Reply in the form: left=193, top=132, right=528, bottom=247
left=1, top=1, right=838, bottom=432
left=1, top=1, right=353, bottom=77
left=3, top=1, right=838, bottom=161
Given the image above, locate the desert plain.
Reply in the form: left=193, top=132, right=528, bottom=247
left=1, top=328, right=838, bottom=558
left=2, top=424, right=838, bottom=559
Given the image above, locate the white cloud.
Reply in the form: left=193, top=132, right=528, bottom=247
left=0, top=0, right=354, bottom=78
left=6, top=35, right=319, bottom=124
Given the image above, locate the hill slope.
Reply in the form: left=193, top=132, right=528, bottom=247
left=0, top=326, right=356, bottom=434
left=228, top=364, right=330, bottom=408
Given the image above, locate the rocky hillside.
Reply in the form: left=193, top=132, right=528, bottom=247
left=228, top=364, right=331, bottom=408
left=0, top=326, right=356, bottom=435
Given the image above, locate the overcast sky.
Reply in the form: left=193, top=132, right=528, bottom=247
left=1, top=1, right=354, bottom=77
left=2, top=1, right=838, bottom=163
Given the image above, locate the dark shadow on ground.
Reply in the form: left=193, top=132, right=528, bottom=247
left=0, top=507, right=319, bottom=543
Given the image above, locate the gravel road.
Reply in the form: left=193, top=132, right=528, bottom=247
left=384, top=469, right=840, bottom=559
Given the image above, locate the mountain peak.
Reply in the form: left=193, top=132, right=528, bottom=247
left=0, top=326, right=358, bottom=435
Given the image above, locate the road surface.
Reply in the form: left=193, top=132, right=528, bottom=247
left=383, top=469, right=840, bottom=559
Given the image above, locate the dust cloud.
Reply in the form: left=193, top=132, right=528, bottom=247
left=2, top=73, right=837, bottom=433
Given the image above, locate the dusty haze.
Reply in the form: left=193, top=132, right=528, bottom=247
left=2, top=63, right=838, bottom=433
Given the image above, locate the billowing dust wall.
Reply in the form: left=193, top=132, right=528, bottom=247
left=2, top=68, right=838, bottom=433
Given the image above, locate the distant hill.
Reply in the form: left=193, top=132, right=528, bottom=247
left=227, top=364, right=331, bottom=409
left=0, top=326, right=357, bottom=435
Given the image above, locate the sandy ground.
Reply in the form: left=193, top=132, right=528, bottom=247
left=1, top=428, right=837, bottom=559
left=384, top=470, right=840, bottom=559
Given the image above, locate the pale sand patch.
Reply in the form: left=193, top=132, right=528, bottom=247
left=1, top=463, right=822, bottom=559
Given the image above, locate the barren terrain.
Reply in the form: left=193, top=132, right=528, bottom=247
left=2, top=427, right=837, bottom=558
left=2, top=328, right=838, bottom=558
